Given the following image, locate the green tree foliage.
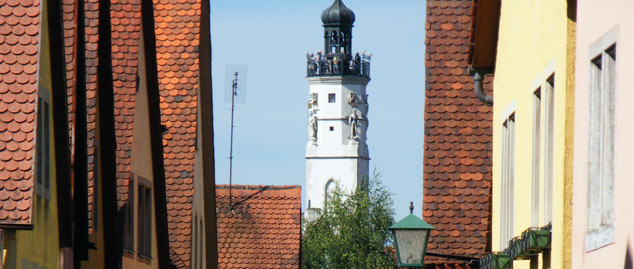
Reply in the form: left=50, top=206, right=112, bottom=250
left=302, top=173, right=396, bottom=268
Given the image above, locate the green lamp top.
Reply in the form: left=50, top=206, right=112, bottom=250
left=390, top=202, right=435, bottom=230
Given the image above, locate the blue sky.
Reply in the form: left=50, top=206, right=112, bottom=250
left=210, top=0, right=427, bottom=220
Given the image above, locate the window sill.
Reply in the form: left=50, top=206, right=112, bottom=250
left=123, top=249, right=135, bottom=259
left=138, top=254, right=153, bottom=262
left=585, top=225, right=615, bottom=252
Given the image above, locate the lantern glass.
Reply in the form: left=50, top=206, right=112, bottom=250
left=394, top=229, right=429, bottom=265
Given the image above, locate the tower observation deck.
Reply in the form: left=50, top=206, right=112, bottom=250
left=305, top=0, right=371, bottom=78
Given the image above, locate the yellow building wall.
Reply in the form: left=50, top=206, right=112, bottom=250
left=121, top=24, right=159, bottom=268
left=83, top=16, right=160, bottom=269
left=10, top=0, right=61, bottom=266
left=491, top=0, right=575, bottom=268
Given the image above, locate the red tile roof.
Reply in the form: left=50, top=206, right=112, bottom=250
left=153, top=0, right=201, bottom=265
left=62, top=0, right=133, bottom=234
left=216, top=185, right=302, bottom=268
left=423, top=0, right=493, bottom=266
left=0, top=0, right=40, bottom=226
left=111, top=0, right=141, bottom=213
left=61, top=0, right=200, bottom=264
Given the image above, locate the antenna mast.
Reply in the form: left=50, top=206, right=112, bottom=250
left=224, top=64, right=247, bottom=210
left=229, top=71, right=238, bottom=209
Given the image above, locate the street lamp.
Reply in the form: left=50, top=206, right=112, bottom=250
left=389, top=202, right=435, bottom=267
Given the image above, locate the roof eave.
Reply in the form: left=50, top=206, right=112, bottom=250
left=0, top=223, right=34, bottom=230
left=469, top=0, right=501, bottom=70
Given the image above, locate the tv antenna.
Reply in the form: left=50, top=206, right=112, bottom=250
left=224, top=64, right=247, bottom=209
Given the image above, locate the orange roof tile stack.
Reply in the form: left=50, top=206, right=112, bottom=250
left=110, top=0, right=141, bottom=211
left=0, top=0, right=41, bottom=226
left=216, top=185, right=302, bottom=268
left=62, top=0, right=76, bottom=140
left=423, top=0, right=493, bottom=266
left=152, top=0, right=201, bottom=265
left=83, top=0, right=99, bottom=233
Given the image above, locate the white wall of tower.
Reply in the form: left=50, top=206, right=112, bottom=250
left=305, top=76, right=370, bottom=214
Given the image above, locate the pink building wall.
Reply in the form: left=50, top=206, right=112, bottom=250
left=572, top=0, right=634, bottom=267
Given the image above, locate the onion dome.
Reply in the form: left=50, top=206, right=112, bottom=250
left=321, top=0, right=355, bottom=26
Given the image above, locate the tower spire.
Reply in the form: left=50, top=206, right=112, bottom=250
left=321, top=0, right=355, bottom=56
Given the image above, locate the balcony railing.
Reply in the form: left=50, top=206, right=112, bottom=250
left=306, top=52, right=371, bottom=78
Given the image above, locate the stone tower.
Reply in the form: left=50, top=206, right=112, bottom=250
left=304, top=0, right=371, bottom=220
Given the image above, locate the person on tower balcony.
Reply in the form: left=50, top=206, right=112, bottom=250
left=316, top=52, right=322, bottom=75
left=349, top=58, right=356, bottom=73
left=354, top=52, right=361, bottom=74
left=307, top=52, right=316, bottom=76
left=333, top=56, right=340, bottom=74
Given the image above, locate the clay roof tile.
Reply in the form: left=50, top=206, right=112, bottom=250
left=423, top=0, right=492, bottom=266
left=0, top=0, right=41, bottom=227
left=215, top=185, right=301, bottom=268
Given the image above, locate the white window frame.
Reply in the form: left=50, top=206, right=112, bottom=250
left=543, top=75, right=555, bottom=224
left=585, top=27, right=618, bottom=251
left=531, top=89, right=541, bottom=227
left=500, top=113, right=515, bottom=248
left=324, top=179, right=335, bottom=210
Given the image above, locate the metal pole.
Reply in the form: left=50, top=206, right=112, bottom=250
left=229, top=72, right=238, bottom=209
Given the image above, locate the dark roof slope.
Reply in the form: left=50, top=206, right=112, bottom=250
left=62, top=0, right=100, bottom=234
left=216, top=185, right=302, bottom=268
left=423, top=0, right=493, bottom=266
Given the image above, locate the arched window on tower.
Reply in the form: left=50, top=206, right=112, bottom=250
left=324, top=179, right=335, bottom=210
left=340, top=32, right=346, bottom=52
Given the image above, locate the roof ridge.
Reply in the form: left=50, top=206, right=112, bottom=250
left=216, top=184, right=301, bottom=190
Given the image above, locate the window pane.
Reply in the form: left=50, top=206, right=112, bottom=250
left=137, top=186, right=145, bottom=254
left=124, top=176, right=134, bottom=250
left=144, top=187, right=151, bottom=256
